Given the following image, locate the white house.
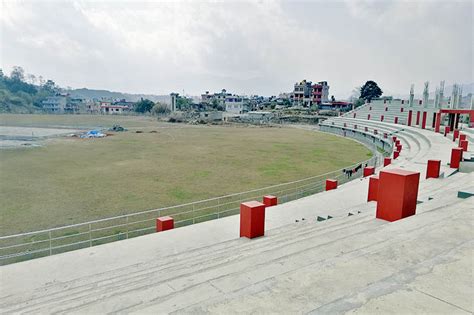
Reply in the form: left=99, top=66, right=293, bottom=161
left=225, top=95, right=244, bottom=114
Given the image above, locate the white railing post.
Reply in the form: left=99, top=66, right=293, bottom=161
left=88, top=223, right=92, bottom=247
left=49, top=231, right=52, bottom=256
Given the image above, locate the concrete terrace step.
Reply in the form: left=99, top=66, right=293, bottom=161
left=0, top=213, right=383, bottom=314
left=1, top=171, right=470, bottom=314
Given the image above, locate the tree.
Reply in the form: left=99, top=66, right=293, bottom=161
left=43, top=79, right=58, bottom=93
left=151, top=102, right=170, bottom=115
left=134, top=99, right=155, bottom=113
left=10, top=66, right=25, bottom=81
left=360, top=81, right=382, bottom=101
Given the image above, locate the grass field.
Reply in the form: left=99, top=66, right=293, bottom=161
left=0, top=114, right=371, bottom=235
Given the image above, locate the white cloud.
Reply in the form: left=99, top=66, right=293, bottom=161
left=1, top=0, right=472, bottom=98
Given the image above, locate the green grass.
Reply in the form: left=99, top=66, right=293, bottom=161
left=0, top=114, right=371, bottom=235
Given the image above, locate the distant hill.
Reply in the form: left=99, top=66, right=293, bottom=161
left=65, top=88, right=171, bottom=104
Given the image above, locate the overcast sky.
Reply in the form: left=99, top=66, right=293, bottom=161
left=1, top=0, right=472, bottom=98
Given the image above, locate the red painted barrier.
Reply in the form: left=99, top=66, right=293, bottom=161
left=363, top=166, right=375, bottom=177
left=325, top=179, right=338, bottom=191
left=426, top=160, right=441, bottom=179
left=444, top=126, right=450, bottom=136
left=401, top=107, right=404, bottom=112
left=381, top=115, right=384, bottom=122
left=376, top=169, right=420, bottom=222
left=421, top=111, right=427, bottom=129
left=434, top=113, right=441, bottom=132
left=407, top=110, right=412, bottom=126
left=263, top=195, right=278, bottom=207
left=458, top=134, right=466, bottom=145
left=450, top=148, right=463, bottom=169
left=394, top=117, right=398, bottom=124
left=156, top=216, right=174, bottom=232
left=385, top=107, right=388, bottom=111
left=396, top=144, right=402, bottom=152
left=367, top=175, right=379, bottom=202
left=459, top=140, right=468, bottom=152
left=240, top=201, right=265, bottom=239
left=392, top=136, right=397, bottom=142
left=384, top=157, right=391, bottom=167
left=394, top=150, right=400, bottom=159
left=416, top=111, right=420, bottom=125
left=453, top=129, right=459, bottom=142
left=368, top=114, right=371, bottom=120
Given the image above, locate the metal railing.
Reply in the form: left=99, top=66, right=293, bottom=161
left=0, top=153, right=378, bottom=265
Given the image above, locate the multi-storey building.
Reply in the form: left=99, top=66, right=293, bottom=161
left=42, top=95, right=68, bottom=113
left=290, top=80, right=313, bottom=107
left=312, top=81, right=329, bottom=104
left=225, top=95, right=244, bottom=114
left=290, top=80, right=330, bottom=107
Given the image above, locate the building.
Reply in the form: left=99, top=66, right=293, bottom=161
left=225, top=95, right=244, bottom=114
left=170, top=93, right=178, bottom=112
left=291, top=80, right=313, bottom=107
left=99, top=100, right=133, bottom=115
left=201, top=91, right=213, bottom=104
left=312, top=81, right=329, bottom=104
left=42, top=95, right=68, bottom=113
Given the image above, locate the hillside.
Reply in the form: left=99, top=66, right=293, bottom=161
left=67, top=88, right=170, bottom=103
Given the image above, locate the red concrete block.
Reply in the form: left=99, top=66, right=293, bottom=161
left=426, top=159, right=441, bottom=179
left=459, top=140, right=468, bottom=152
left=325, top=179, right=338, bottom=191
left=453, top=129, right=459, bottom=141
left=363, top=166, right=375, bottom=177
left=450, top=148, right=463, bottom=169
left=444, top=126, right=450, bottom=136
left=421, top=111, right=427, bottom=129
left=381, top=115, right=384, bottom=122
left=400, top=107, right=404, bottom=112
left=407, top=110, right=412, bottom=126
left=392, top=136, right=397, bottom=142
left=396, top=144, right=402, bottom=152
left=376, top=169, right=420, bottom=222
left=384, top=157, right=391, bottom=167
left=156, top=216, right=174, bottom=232
left=394, top=117, right=398, bottom=124
left=263, top=195, right=278, bottom=207
left=458, top=134, right=466, bottom=145
left=416, top=111, right=420, bottom=125
left=368, top=114, right=371, bottom=120
left=394, top=150, right=400, bottom=159
left=240, top=201, right=266, bottom=239
left=367, top=175, right=379, bottom=202
left=385, top=107, right=388, bottom=111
